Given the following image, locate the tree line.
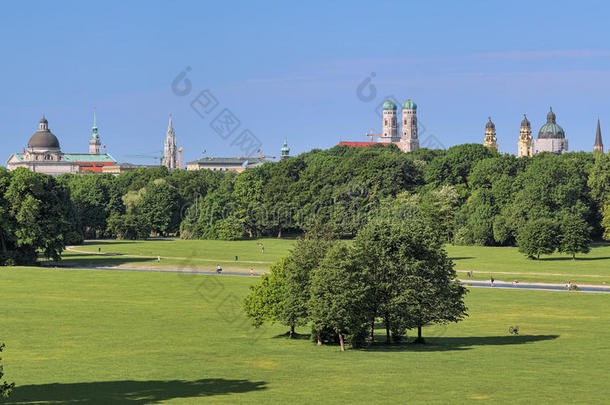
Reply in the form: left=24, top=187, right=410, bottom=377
left=2, top=144, right=610, bottom=264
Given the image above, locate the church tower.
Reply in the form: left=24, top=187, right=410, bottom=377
left=594, top=118, right=604, bottom=153
left=381, top=100, right=399, bottom=142
left=280, top=138, right=290, bottom=160
left=518, top=114, right=533, bottom=157
left=400, top=99, right=419, bottom=152
left=89, top=110, right=101, bottom=154
left=483, top=117, right=498, bottom=150
left=163, top=114, right=177, bottom=170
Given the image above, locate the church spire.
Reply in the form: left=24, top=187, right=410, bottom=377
left=594, top=118, right=604, bottom=152
left=89, top=108, right=101, bottom=154
left=163, top=114, right=177, bottom=169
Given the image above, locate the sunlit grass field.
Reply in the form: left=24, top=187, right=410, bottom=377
left=1, top=266, right=609, bottom=403
left=59, top=239, right=610, bottom=286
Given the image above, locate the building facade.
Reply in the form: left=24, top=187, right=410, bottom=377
left=186, top=156, right=269, bottom=173
left=6, top=116, right=116, bottom=175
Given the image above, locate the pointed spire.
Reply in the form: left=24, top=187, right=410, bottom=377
left=168, top=113, right=173, bottom=131
left=594, top=118, right=604, bottom=152
left=93, top=108, right=97, bottom=129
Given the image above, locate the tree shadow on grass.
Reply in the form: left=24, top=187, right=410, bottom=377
left=272, top=332, right=311, bottom=340
left=538, top=257, right=610, bottom=261
left=449, top=257, right=475, bottom=261
left=49, top=256, right=155, bottom=268
left=364, top=335, right=560, bottom=352
left=4, top=378, right=267, bottom=404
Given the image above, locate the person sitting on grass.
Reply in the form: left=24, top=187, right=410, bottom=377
left=217, top=265, right=222, bottom=274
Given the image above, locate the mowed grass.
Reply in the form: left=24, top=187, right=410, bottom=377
left=1, top=267, right=609, bottom=403
left=60, top=238, right=296, bottom=274
left=447, top=243, right=610, bottom=286
left=59, top=239, right=610, bottom=286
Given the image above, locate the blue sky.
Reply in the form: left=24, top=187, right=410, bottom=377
left=1, top=0, right=610, bottom=164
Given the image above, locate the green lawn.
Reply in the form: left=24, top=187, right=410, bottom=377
left=1, top=267, right=609, bottom=403
left=447, top=244, right=610, bottom=286
left=58, top=239, right=610, bottom=286
left=60, top=239, right=296, bottom=274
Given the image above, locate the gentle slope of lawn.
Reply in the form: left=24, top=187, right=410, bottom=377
left=1, top=267, right=609, bottom=403
left=58, top=239, right=610, bottom=285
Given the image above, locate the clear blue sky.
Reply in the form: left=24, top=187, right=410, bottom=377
left=1, top=0, right=610, bottom=164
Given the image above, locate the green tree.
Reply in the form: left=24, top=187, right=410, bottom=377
left=602, top=203, right=610, bottom=241
left=0, top=343, right=15, bottom=399
left=282, top=235, right=335, bottom=339
left=136, top=179, right=182, bottom=236
left=243, top=259, right=288, bottom=328
left=516, top=218, right=559, bottom=259
left=4, top=169, right=75, bottom=264
left=558, top=214, right=592, bottom=259
left=353, top=205, right=467, bottom=344
left=308, top=244, right=370, bottom=350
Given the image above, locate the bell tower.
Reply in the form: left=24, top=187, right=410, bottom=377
left=483, top=117, right=498, bottom=150
left=381, top=100, right=398, bottom=142
left=400, top=99, right=419, bottom=152
left=89, top=110, right=101, bottom=154
left=518, top=114, right=533, bottom=157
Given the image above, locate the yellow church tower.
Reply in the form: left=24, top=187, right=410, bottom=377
left=518, top=114, right=533, bottom=157
left=483, top=117, right=498, bottom=150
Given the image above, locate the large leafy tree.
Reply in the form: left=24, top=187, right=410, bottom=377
left=135, top=179, right=182, bottom=236
left=4, top=168, right=76, bottom=264
left=281, top=235, right=335, bottom=337
left=243, top=259, right=288, bottom=328
left=353, top=205, right=467, bottom=344
left=558, top=214, right=592, bottom=259
left=308, top=243, right=370, bottom=351
left=516, top=218, right=559, bottom=259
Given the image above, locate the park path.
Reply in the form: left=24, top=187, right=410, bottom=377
left=65, top=246, right=275, bottom=265
left=456, top=269, right=609, bottom=279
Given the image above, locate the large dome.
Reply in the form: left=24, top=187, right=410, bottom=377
left=402, top=99, right=417, bottom=110
left=28, top=117, right=60, bottom=149
left=538, top=107, right=565, bottom=139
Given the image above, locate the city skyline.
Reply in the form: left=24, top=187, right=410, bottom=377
left=2, top=1, right=610, bottom=164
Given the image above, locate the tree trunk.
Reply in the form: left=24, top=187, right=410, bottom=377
left=368, top=320, right=375, bottom=344
left=316, top=329, right=322, bottom=346
left=385, top=316, right=391, bottom=344
left=277, top=228, right=282, bottom=238
left=338, top=332, right=345, bottom=352
left=289, top=325, right=295, bottom=339
left=413, top=325, right=425, bottom=344
left=0, top=231, right=6, bottom=253
left=572, top=253, right=575, bottom=260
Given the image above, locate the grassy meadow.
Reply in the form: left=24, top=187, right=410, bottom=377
left=1, top=266, right=609, bottom=403
left=58, top=239, right=610, bottom=286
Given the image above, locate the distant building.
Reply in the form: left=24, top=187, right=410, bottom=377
left=186, top=156, right=269, bottom=173
left=517, top=114, right=533, bottom=157
left=483, top=117, right=498, bottom=150
left=163, top=115, right=177, bottom=170
left=337, top=98, right=420, bottom=152
left=102, top=163, right=157, bottom=175
left=281, top=139, right=290, bottom=160
left=6, top=115, right=116, bottom=176
left=594, top=118, right=604, bottom=153
left=534, top=107, right=568, bottom=154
